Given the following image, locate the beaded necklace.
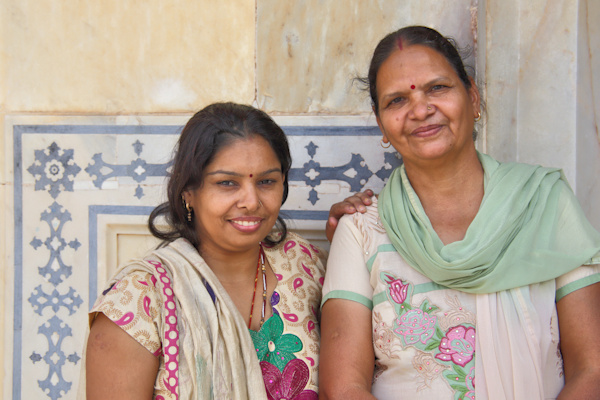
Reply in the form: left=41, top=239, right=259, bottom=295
left=248, top=245, right=267, bottom=329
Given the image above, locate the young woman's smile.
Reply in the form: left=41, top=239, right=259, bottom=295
left=183, top=135, right=285, bottom=256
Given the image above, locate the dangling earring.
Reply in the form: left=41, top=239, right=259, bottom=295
left=185, top=202, right=192, bottom=222
left=182, top=195, right=192, bottom=222
left=474, top=111, right=482, bottom=121
left=380, top=140, right=391, bottom=149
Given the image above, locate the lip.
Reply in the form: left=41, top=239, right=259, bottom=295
left=229, top=216, right=263, bottom=233
left=411, top=124, right=442, bottom=137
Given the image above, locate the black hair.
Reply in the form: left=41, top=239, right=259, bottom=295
left=148, top=102, right=291, bottom=248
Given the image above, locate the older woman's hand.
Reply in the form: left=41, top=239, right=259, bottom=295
left=326, top=189, right=375, bottom=242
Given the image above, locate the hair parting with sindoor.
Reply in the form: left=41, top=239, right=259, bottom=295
left=148, top=102, right=291, bottom=248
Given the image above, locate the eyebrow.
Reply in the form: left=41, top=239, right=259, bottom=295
left=205, top=168, right=282, bottom=177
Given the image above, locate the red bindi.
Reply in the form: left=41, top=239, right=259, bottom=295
left=410, top=85, right=416, bottom=90
left=249, top=174, right=253, bottom=177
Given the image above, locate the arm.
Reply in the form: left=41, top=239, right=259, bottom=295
left=557, top=281, right=600, bottom=399
left=320, top=213, right=377, bottom=399
left=326, top=189, right=374, bottom=242
left=319, top=299, right=376, bottom=400
left=86, top=313, right=159, bottom=400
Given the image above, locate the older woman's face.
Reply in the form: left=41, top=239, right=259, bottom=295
left=375, top=45, right=480, bottom=166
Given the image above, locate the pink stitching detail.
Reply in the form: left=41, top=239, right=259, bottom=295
left=148, top=260, right=179, bottom=399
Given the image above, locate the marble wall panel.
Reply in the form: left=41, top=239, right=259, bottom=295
left=575, top=0, right=600, bottom=229
left=2, top=0, right=255, bottom=114
left=5, top=114, right=400, bottom=399
left=256, top=0, right=477, bottom=113
left=483, top=0, right=600, bottom=229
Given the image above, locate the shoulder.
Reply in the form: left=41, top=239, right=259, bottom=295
left=268, top=231, right=326, bottom=280
left=274, top=231, right=327, bottom=261
left=96, top=270, right=159, bottom=301
left=336, top=196, right=387, bottom=246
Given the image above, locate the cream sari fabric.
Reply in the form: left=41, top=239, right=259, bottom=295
left=79, top=238, right=266, bottom=399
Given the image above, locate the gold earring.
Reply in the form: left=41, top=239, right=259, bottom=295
left=182, top=195, right=192, bottom=222
left=380, top=140, right=391, bottom=149
left=185, top=202, right=192, bottom=222
left=427, top=105, right=432, bottom=111
left=475, top=111, right=481, bottom=121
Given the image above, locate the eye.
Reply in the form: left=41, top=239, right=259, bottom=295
left=258, top=178, right=277, bottom=185
left=386, top=96, right=406, bottom=108
left=216, top=180, right=237, bottom=187
left=430, top=84, right=449, bottom=92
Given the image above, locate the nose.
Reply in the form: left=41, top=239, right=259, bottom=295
left=237, top=183, right=261, bottom=211
left=408, top=95, right=433, bottom=120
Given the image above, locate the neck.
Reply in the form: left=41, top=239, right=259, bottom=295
left=198, top=244, right=261, bottom=285
left=402, top=148, right=484, bottom=244
left=403, top=148, right=483, bottom=200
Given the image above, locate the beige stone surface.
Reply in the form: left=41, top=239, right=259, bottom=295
left=0, top=114, right=6, bottom=399
left=0, top=181, right=5, bottom=399
left=256, top=0, right=475, bottom=114
left=2, top=0, right=255, bottom=113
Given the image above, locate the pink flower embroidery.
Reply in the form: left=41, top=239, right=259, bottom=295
left=435, top=325, right=476, bottom=367
left=384, top=275, right=409, bottom=304
left=261, top=359, right=318, bottom=400
left=394, top=309, right=437, bottom=345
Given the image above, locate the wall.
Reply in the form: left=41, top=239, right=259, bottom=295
left=481, top=0, right=600, bottom=221
left=2, top=0, right=598, bottom=399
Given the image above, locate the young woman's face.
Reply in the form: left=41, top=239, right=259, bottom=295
left=183, top=135, right=285, bottom=256
left=375, top=45, right=480, bottom=166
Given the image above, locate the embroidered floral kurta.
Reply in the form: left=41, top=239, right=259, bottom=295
left=91, top=232, right=326, bottom=399
left=322, top=199, right=600, bottom=399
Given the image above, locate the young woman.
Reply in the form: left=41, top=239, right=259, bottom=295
left=84, top=102, right=325, bottom=399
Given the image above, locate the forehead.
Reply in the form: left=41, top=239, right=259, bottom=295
left=377, top=45, right=458, bottom=86
left=206, top=135, right=280, bottom=170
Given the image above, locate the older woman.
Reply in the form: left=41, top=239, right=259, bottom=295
left=83, top=103, right=325, bottom=399
left=320, top=26, right=600, bottom=399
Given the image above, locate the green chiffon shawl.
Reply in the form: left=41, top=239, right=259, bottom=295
left=378, top=152, right=600, bottom=294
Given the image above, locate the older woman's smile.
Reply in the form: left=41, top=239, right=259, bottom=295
left=411, top=124, right=442, bottom=137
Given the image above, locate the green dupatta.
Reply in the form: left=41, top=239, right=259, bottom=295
left=378, top=152, right=600, bottom=294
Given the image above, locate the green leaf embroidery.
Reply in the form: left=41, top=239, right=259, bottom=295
left=424, top=339, right=441, bottom=351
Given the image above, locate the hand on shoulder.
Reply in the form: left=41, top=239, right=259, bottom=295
left=326, top=189, right=375, bottom=242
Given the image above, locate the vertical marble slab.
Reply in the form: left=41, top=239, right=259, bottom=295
left=256, top=0, right=477, bottom=113
left=482, top=0, right=600, bottom=229
left=3, top=0, right=256, bottom=113
left=575, top=0, right=600, bottom=229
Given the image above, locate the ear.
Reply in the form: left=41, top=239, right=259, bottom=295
left=182, top=190, right=193, bottom=204
left=468, top=77, right=481, bottom=118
